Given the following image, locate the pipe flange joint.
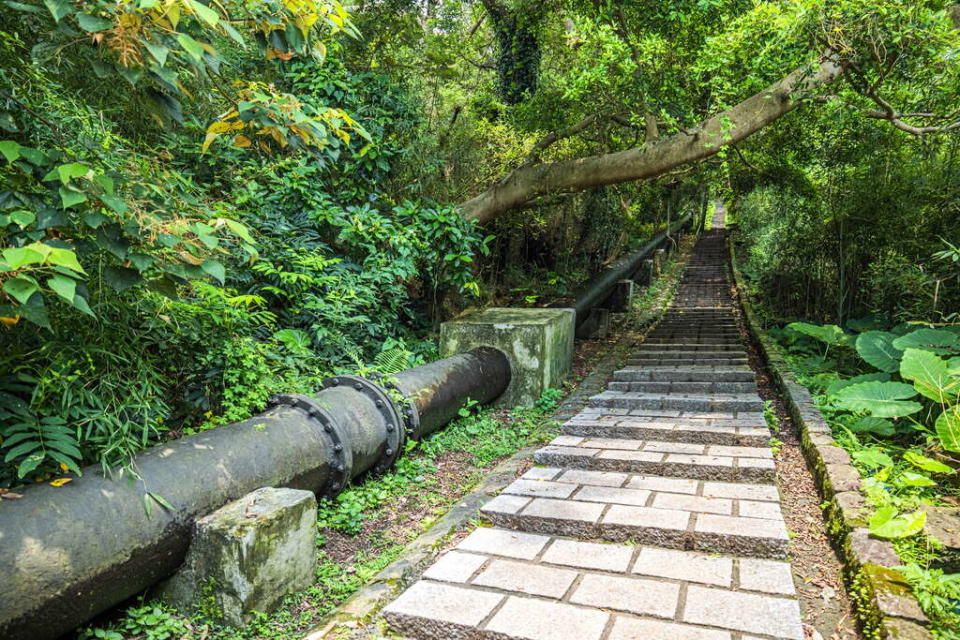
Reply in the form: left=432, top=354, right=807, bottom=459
left=267, top=393, right=351, bottom=498
left=370, top=373, right=423, bottom=441
left=322, top=375, right=406, bottom=475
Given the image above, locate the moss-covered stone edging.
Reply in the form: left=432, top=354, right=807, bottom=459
left=727, top=235, right=932, bottom=640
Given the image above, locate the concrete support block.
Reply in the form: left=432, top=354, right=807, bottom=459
left=634, top=259, right=654, bottom=286
left=575, top=308, right=610, bottom=340
left=654, top=248, right=666, bottom=276
left=157, top=487, right=317, bottom=626
left=607, top=280, right=634, bottom=313
left=440, top=308, right=575, bottom=407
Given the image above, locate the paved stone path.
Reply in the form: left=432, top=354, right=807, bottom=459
left=383, top=217, right=803, bottom=640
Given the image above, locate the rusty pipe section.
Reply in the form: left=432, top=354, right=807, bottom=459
left=0, top=347, right=509, bottom=640
left=392, top=346, right=511, bottom=438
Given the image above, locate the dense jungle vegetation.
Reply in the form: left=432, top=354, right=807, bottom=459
left=2, top=0, right=960, bottom=636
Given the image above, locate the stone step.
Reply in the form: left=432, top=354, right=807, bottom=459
left=633, top=343, right=745, bottom=352
left=589, top=391, right=764, bottom=413
left=563, top=416, right=770, bottom=447
left=384, top=527, right=801, bottom=640
left=627, top=357, right=749, bottom=366
left=481, top=487, right=789, bottom=560
left=612, top=366, right=756, bottom=382
left=628, top=352, right=748, bottom=361
left=608, top=381, right=758, bottom=394
left=577, top=406, right=767, bottom=424
left=533, top=436, right=775, bottom=483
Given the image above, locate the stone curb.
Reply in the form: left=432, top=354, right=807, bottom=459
left=727, top=235, right=931, bottom=640
left=300, top=240, right=695, bottom=640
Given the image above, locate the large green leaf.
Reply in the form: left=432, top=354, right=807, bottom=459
left=826, top=372, right=889, bottom=396
left=831, top=381, right=922, bottom=418
left=900, top=348, right=960, bottom=403
left=103, top=266, right=142, bottom=292
left=892, top=329, right=960, bottom=356
left=852, top=448, right=894, bottom=469
left=788, top=322, right=851, bottom=347
left=47, top=274, right=76, bottom=303
left=869, top=506, right=926, bottom=539
left=76, top=12, right=112, bottom=32
left=201, top=259, right=225, bottom=284
left=903, top=451, right=954, bottom=474
left=0, top=140, right=21, bottom=162
left=936, top=405, right=960, bottom=453
left=849, top=417, right=895, bottom=436
left=856, top=331, right=903, bottom=372
left=3, top=276, right=39, bottom=304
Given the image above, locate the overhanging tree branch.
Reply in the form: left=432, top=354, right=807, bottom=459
left=460, top=53, right=845, bottom=224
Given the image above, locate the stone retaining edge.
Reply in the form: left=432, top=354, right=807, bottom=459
left=727, top=234, right=932, bottom=640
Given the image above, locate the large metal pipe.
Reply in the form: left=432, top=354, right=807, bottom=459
left=392, top=346, right=511, bottom=438
left=564, top=213, right=693, bottom=323
left=0, top=347, right=509, bottom=640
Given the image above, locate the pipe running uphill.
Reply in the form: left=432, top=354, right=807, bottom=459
left=0, top=347, right=511, bottom=640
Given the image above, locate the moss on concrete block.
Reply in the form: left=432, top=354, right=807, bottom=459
left=156, top=487, right=317, bottom=626
left=440, top=308, right=575, bottom=407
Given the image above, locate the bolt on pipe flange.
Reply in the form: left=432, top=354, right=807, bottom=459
left=266, top=393, right=352, bottom=498
left=322, top=375, right=405, bottom=475
left=372, top=373, right=423, bottom=440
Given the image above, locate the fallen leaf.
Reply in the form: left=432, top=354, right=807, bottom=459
left=1, top=492, right=24, bottom=499
left=49, top=478, right=73, bottom=487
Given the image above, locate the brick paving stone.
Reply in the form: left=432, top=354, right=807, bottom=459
left=643, top=441, right=706, bottom=454
left=625, top=474, right=699, bottom=494
left=541, top=539, right=634, bottom=572
left=503, top=479, right=577, bottom=499
left=595, top=449, right=664, bottom=463
left=695, top=513, right=788, bottom=540
left=422, top=551, right=488, bottom=583
left=632, top=546, right=732, bottom=586
left=651, top=492, right=732, bottom=515
left=383, top=581, right=503, bottom=631
left=608, top=616, right=732, bottom=640
left=557, top=469, right=628, bottom=487
left=708, top=445, right=772, bottom=458
left=602, top=504, right=690, bottom=531
left=682, top=585, right=803, bottom=639
left=570, top=573, right=680, bottom=617
left=471, top=558, right=578, bottom=598
left=481, top=494, right=531, bottom=515
left=574, top=485, right=651, bottom=506
left=522, top=497, right=605, bottom=523
left=520, top=466, right=562, bottom=481
left=738, top=499, right=783, bottom=520
left=550, top=435, right=584, bottom=446
left=738, top=558, right=796, bottom=595
left=703, top=481, right=779, bottom=501
left=484, top=596, right=609, bottom=640
left=456, top=528, right=549, bottom=560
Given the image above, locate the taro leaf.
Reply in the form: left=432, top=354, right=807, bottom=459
left=830, top=381, right=922, bottom=418
left=788, top=322, right=852, bottom=347
left=899, top=471, right=936, bottom=487
left=827, top=372, right=890, bottom=396
left=900, top=348, right=960, bottom=403
left=852, top=448, right=894, bottom=469
left=850, top=417, right=895, bottom=436
left=868, top=506, right=926, bottom=539
left=892, top=329, right=960, bottom=356
left=903, top=451, right=954, bottom=474
left=935, top=405, right=960, bottom=453
left=103, top=266, right=142, bottom=292
left=947, top=357, right=960, bottom=376
left=856, top=331, right=903, bottom=373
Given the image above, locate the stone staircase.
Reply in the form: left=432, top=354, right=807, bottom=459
left=383, top=218, right=803, bottom=640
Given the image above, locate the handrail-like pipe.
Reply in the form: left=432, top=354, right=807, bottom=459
left=561, top=212, right=694, bottom=323
left=0, top=347, right=510, bottom=640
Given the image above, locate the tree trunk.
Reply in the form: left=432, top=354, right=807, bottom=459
left=460, top=55, right=843, bottom=224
